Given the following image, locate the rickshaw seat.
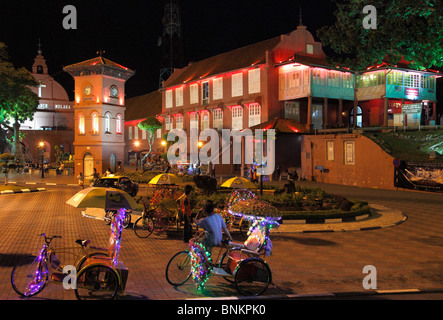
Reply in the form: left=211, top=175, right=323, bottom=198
left=75, top=239, right=90, bottom=247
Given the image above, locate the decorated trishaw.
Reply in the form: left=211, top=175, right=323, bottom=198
left=10, top=187, right=141, bottom=300
left=165, top=189, right=280, bottom=296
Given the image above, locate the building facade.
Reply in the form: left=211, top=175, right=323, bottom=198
left=21, top=46, right=74, bottom=163
left=64, top=57, right=134, bottom=177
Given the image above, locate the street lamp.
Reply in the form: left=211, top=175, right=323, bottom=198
left=38, top=142, right=45, bottom=178
left=134, top=141, right=140, bottom=171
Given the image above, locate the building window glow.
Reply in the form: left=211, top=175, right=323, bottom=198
left=78, top=114, right=85, bottom=134
left=91, top=112, right=99, bottom=134
left=116, top=114, right=122, bottom=134
left=105, top=112, right=111, bottom=133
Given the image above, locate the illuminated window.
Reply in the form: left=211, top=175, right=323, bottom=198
left=201, top=111, right=209, bottom=130
left=213, top=109, right=223, bottom=130
left=231, top=73, right=243, bottom=97
left=231, top=106, right=243, bottom=130
left=307, top=44, right=314, bottom=54
left=116, top=114, right=122, bottom=134
left=105, top=112, right=111, bottom=133
left=190, top=112, right=199, bottom=131
left=175, top=114, right=183, bottom=130
left=91, top=112, right=99, bottom=134
left=78, top=113, right=85, bottom=134
left=190, top=84, right=199, bottom=104
left=213, top=78, right=223, bottom=100
left=165, top=115, right=173, bottom=131
left=248, top=103, right=261, bottom=127
left=248, top=69, right=260, bottom=94
left=175, top=87, right=183, bottom=106
left=166, top=90, right=173, bottom=108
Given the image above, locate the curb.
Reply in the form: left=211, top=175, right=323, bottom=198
left=283, top=212, right=371, bottom=225
left=188, top=287, right=443, bottom=300
left=0, top=187, right=46, bottom=195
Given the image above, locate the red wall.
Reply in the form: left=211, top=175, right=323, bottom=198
left=301, top=133, right=396, bottom=190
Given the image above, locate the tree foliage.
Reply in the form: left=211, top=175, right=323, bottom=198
left=317, top=0, right=443, bottom=70
left=0, top=42, right=39, bottom=153
left=138, top=116, right=162, bottom=165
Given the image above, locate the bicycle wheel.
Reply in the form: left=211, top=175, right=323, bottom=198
left=11, top=255, right=49, bottom=297
left=122, top=212, right=131, bottom=229
left=133, top=216, right=154, bottom=238
left=104, top=210, right=114, bottom=225
left=75, top=264, right=119, bottom=300
left=165, top=251, right=192, bottom=286
left=76, top=251, right=109, bottom=271
left=234, top=258, right=271, bottom=296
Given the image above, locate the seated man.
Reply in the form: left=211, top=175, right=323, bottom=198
left=196, top=200, right=233, bottom=249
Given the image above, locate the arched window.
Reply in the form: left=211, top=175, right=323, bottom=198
left=105, top=112, right=112, bottom=133
left=78, top=113, right=85, bottom=134
left=91, top=112, right=100, bottom=134
left=116, top=114, right=122, bottom=134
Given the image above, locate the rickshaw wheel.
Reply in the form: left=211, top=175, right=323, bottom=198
left=75, top=264, right=119, bottom=300
left=234, top=258, right=271, bottom=296
left=165, top=251, right=192, bottom=286
left=133, top=216, right=154, bottom=238
left=11, top=255, right=49, bottom=297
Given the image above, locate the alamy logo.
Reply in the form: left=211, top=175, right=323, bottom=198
left=166, top=128, right=276, bottom=175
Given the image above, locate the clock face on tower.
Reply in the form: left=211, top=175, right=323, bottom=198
left=110, top=86, right=118, bottom=97
left=84, top=86, right=92, bottom=96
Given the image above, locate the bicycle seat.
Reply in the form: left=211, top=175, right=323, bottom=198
left=75, top=239, right=90, bottom=247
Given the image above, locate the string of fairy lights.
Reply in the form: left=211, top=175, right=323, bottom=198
left=188, top=189, right=280, bottom=290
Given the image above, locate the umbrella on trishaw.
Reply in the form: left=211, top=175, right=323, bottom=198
left=66, top=187, right=142, bottom=299
left=148, top=173, right=182, bottom=185
left=66, top=187, right=141, bottom=265
left=221, top=176, right=256, bottom=189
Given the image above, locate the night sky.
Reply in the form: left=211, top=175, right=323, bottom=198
left=0, top=0, right=337, bottom=99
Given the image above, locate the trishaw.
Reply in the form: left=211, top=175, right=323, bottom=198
left=133, top=173, right=184, bottom=238
left=165, top=192, right=280, bottom=296
left=10, top=187, right=140, bottom=300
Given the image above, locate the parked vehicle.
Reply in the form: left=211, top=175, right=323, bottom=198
left=92, top=175, right=139, bottom=197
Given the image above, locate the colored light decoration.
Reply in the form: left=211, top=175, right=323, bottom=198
left=24, top=246, right=49, bottom=296
left=109, top=208, right=125, bottom=266
left=188, top=239, right=213, bottom=290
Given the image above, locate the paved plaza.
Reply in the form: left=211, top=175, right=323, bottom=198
left=1, top=171, right=443, bottom=300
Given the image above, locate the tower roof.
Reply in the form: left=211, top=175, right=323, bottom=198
left=64, top=56, right=135, bottom=80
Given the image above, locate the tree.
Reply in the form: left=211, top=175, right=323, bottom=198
left=0, top=42, right=39, bottom=156
left=0, top=153, right=16, bottom=185
left=137, top=116, right=162, bottom=167
left=317, top=0, right=443, bottom=126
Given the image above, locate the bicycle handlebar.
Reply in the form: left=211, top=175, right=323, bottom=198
left=38, top=233, right=62, bottom=244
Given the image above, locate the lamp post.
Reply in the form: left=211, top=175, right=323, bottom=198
left=134, top=141, right=140, bottom=171
left=38, top=142, right=45, bottom=178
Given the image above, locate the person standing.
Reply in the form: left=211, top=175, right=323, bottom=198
left=76, top=172, right=84, bottom=189
left=177, top=185, right=193, bottom=243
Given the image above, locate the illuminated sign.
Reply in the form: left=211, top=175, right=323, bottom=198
left=405, top=88, right=419, bottom=98
left=402, top=103, right=421, bottom=114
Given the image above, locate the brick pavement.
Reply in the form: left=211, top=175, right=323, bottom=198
left=0, top=171, right=442, bottom=300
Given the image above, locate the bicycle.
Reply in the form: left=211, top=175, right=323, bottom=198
left=10, top=233, right=112, bottom=298
left=165, top=229, right=273, bottom=296
left=133, top=199, right=182, bottom=238
left=104, top=209, right=132, bottom=229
